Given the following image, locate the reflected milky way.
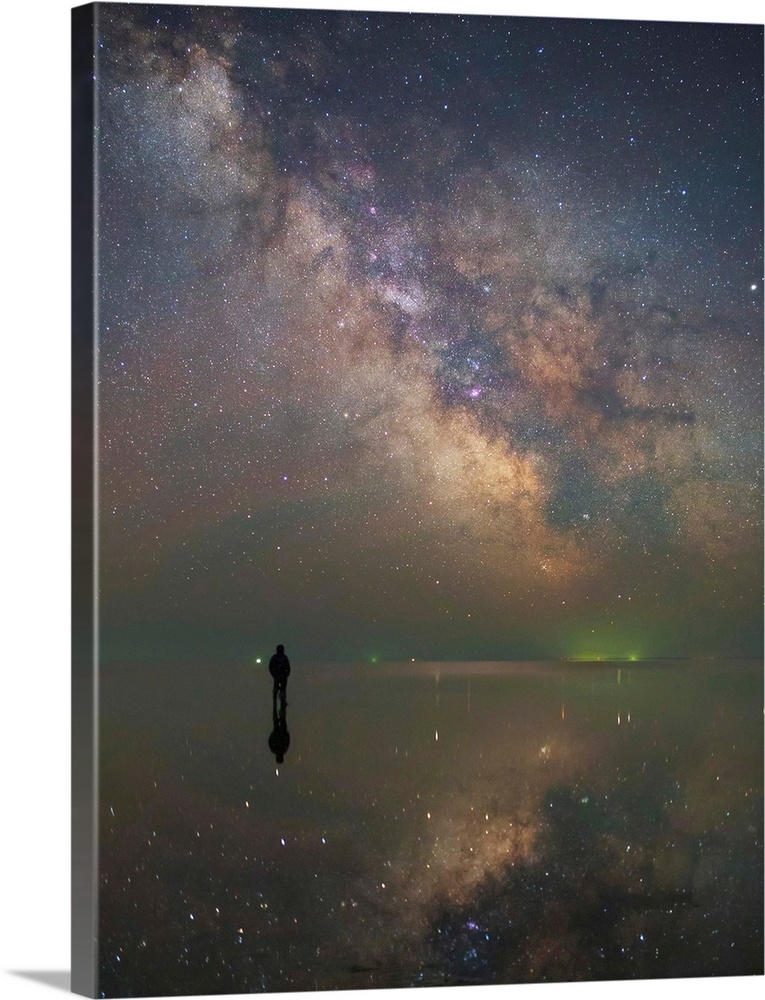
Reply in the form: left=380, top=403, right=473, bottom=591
left=96, top=4, right=763, bottom=662
left=99, top=661, right=763, bottom=994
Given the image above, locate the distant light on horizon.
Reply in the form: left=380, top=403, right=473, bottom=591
left=566, top=654, right=643, bottom=663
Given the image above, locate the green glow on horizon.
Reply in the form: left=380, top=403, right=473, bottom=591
left=566, top=653, right=643, bottom=663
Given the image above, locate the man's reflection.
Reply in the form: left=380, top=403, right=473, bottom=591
left=268, top=700, right=290, bottom=764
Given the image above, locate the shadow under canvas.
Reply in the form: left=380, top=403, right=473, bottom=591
left=10, top=972, right=71, bottom=993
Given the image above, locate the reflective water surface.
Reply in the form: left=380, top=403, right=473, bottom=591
left=99, top=661, right=763, bottom=996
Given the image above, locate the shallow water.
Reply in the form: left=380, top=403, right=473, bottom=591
left=98, top=660, right=763, bottom=996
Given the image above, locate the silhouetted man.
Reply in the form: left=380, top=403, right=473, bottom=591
left=269, top=643, right=291, bottom=706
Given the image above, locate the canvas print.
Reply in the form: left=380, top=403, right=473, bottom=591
left=72, top=2, right=763, bottom=996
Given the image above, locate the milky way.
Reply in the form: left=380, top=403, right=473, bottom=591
left=95, top=4, right=763, bottom=662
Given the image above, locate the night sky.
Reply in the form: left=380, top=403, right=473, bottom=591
left=96, top=2, right=763, bottom=663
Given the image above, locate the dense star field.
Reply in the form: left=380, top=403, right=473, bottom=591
left=96, top=4, right=763, bottom=662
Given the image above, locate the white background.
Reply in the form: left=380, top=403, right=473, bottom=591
left=1, top=1, right=761, bottom=998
